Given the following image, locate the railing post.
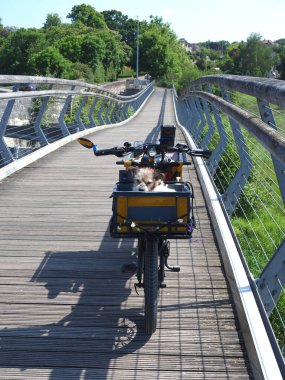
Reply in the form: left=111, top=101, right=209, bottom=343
left=256, top=239, right=285, bottom=316
left=105, top=100, right=113, bottom=124
left=0, top=99, right=15, bottom=164
left=33, top=97, right=49, bottom=146
left=129, top=100, right=137, bottom=115
left=136, top=96, right=142, bottom=109
left=132, top=99, right=138, bottom=114
left=257, top=99, right=285, bottom=207
left=122, top=104, right=129, bottom=120
left=75, top=96, right=87, bottom=131
left=98, top=98, right=107, bottom=125
left=115, top=103, right=123, bottom=122
left=194, top=95, right=206, bottom=141
left=110, top=102, right=119, bottom=123
left=221, top=90, right=252, bottom=215
left=88, top=97, right=98, bottom=128
left=206, top=85, right=228, bottom=176
left=58, top=95, right=72, bottom=137
left=200, top=99, right=215, bottom=149
left=189, top=97, right=200, bottom=138
left=207, top=104, right=228, bottom=176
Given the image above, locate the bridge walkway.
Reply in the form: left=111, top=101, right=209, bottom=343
left=0, top=88, right=253, bottom=378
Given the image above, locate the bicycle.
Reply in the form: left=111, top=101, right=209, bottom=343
left=78, top=125, right=211, bottom=334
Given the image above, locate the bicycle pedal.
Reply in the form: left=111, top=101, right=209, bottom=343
left=160, top=282, right=167, bottom=288
left=172, top=266, right=180, bottom=272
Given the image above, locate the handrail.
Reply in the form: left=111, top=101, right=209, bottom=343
left=174, top=74, right=285, bottom=377
left=0, top=88, right=152, bottom=104
left=180, top=90, right=285, bottom=164
left=0, top=75, right=155, bottom=101
left=0, top=76, right=155, bottom=180
left=186, top=74, right=285, bottom=108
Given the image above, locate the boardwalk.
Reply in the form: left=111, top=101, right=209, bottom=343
left=0, top=88, right=252, bottom=379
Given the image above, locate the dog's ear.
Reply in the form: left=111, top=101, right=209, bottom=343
left=127, top=166, right=139, bottom=176
left=154, top=169, right=165, bottom=181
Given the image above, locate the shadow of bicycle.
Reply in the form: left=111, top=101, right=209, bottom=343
left=0, top=230, right=150, bottom=379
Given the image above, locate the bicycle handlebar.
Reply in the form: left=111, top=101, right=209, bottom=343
left=93, top=143, right=211, bottom=159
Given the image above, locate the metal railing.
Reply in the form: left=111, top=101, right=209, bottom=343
left=0, top=75, right=154, bottom=178
left=174, top=74, right=285, bottom=374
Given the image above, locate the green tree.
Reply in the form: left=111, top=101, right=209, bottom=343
left=58, top=35, right=83, bottom=62
left=194, top=48, right=216, bottom=71
left=220, top=42, right=243, bottom=74
left=44, top=23, right=79, bottom=45
left=101, top=10, right=138, bottom=46
left=0, top=28, right=47, bottom=74
left=97, top=30, right=127, bottom=80
left=239, top=33, right=274, bottom=76
left=277, top=48, right=285, bottom=79
left=275, top=39, right=285, bottom=46
left=43, top=13, right=62, bottom=29
left=139, top=16, right=192, bottom=80
left=80, top=34, right=106, bottom=67
left=69, top=62, right=95, bottom=82
left=67, top=4, right=107, bottom=29
left=28, top=46, right=72, bottom=77
left=101, top=10, right=128, bottom=35
left=0, top=5, right=133, bottom=82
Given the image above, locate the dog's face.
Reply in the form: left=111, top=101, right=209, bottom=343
left=128, top=167, right=164, bottom=191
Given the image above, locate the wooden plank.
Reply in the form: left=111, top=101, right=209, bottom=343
left=0, top=368, right=252, bottom=380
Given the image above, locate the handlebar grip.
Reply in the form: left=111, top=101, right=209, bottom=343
left=94, top=148, right=124, bottom=157
left=116, top=160, right=125, bottom=165
left=188, top=149, right=212, bottom=158
left=94, top=150, right=108, bottom=156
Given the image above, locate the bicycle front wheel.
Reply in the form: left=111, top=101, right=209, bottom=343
left=144, top=236, right=159, bottom=335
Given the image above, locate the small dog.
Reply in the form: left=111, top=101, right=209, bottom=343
left=128, top=167, right=174, bottom=192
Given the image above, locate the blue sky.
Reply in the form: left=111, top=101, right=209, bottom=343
left=1, top=0, right=284, bottom=43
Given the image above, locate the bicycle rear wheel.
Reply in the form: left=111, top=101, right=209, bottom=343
left=144, top=236, right=159, bottom=335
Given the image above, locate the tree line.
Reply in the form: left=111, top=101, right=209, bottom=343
left=0, top=3, right=284, bottom=89
left=0, top=4, right=195, bottom=87
left=193, top=35, right=285, bottom=79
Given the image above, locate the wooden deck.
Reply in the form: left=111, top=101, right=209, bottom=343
left=0, top=88, right=253, bottom=379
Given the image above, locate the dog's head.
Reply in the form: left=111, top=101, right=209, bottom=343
left=128, top=167, right=164, bottom=191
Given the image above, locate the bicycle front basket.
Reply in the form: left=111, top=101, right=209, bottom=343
left=110, top=181, right=193, bottom=238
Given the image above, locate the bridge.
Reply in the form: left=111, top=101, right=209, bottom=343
left=0, top=74, right=284, bottom=379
